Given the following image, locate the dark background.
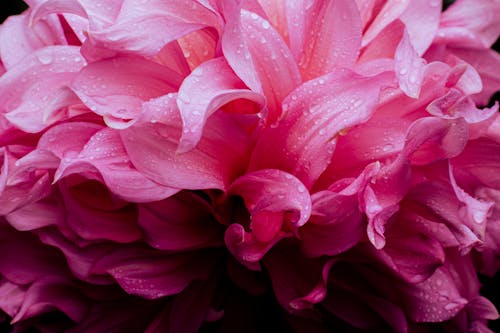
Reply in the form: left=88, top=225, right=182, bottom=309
left=0, top=0, right=499, bottom=332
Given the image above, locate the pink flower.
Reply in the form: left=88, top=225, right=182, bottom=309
left=1, top=0, right=500, bottom=332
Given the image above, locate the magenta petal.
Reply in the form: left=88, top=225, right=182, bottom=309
left=286, top=0, right=362, bottom=80
left=0, top=279, right=24, bottom=318
left=11, top=277, right=89, bottom=323
left=177, top=57, right=265, bottom=152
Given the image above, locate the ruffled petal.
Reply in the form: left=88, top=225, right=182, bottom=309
left=176, top=57, right=265, bottom=152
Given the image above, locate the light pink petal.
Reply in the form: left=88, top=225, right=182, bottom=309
left=121, top=95, right=251, bottom=190
left=446, top=48, right=500, bottom=106
left=395, top=29, right=426, bottom=98
left=362, top=0, right=410, bottom=47
left=11, top=277, right=89, bottom=323
left=354, top=0, right=378, bottom=30
left=359, top=19, right=405, bottom=63
left=87, top=0, right=219, bottom=58
left=436, top=0, right=500, bottom=49
left=300, top=191, right=363, bottom=257
left=427, top=88, right=498, bottom=124
left=154, top=40, right=191, bottom=77
left=70, top=55, right=182, bottom=128
left=91, top=246, right=217, bottom=299
left=403, top=117, right=469, bottom=165
left=400, top=0, right=442, bottom=55
left=138, top=191, right=224, bottom=251
left=222, top=7, right=301, bottom=122
left=286, top=0, right=362, bottom=80
left=176, top=28, right=218, bottom=70
left=0, top=11, right=66, bottom=69
left=177, top=57, right=265, bottom=152
left=249, top=68, right=393, bottom=188
left=264, top=242, right=334, bottom=312
left=228, top=169, right=312, bottom=242
left=0, top=46, right=85, bottom=133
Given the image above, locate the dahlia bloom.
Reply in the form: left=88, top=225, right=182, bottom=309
left=0, top=0, right=500, bottom=332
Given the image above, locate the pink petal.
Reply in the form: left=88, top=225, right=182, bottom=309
left=222, top=6, right=301, bottom=123
left=395, top=29, right=426, bottom=98
left=249, top=68, right=393, bottom=188
left=362, top=0, right=410, bottom=47
left=138, top=191, right=224, bottom=251
left=228, top=169, right=312, bottom=240
left=0, top=11, right=66, bottom=70
left=400, top=0, right=442, bottom=55
left=359, top=19, right=405, bottom=63
left=177, top=57, right=265, bottom=152
left=58, top=128, right=179, bottom=202
left=0, top=279, right=24, bottom=317
left=87, top=0, right=219, bottom=58
left=121, top=95, right=251, bottom=190
left=11, top=277, right=89, bottom=323
left=5, top=194, right=64, bottom=231
left=264, top=242, right=334, bottom=312
left=300, top=191, right=363, bottom=257
left=436, top=0, right=500, bottom=49
left=91, top=246, right=217, bottom=299
left=70, top=55, right=182, bottom=128
left=286, top=0, right=362, bottom=80
left=0, top=46, right=85, bottom=133
left=58, top=177, right=143, bottom=243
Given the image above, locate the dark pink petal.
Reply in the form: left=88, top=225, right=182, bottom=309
left=264, top=242, right=334, bottom=312
left=11, top=277, right=89, bottom=324
left=58, top=177, right=142, bottom=243
left=249, top=68, right=393, bottom=188
left=286, top=0, right=362, bottom=80
left=399, top=264, right=468, bottom=322
left=0, top=46, right=85, bottom=132
left=222, top=6, right=301, bottom=122
left=5, top=194, right=65, bottom=231
left=91, top=246, right=217, bottom=299
left=121, top=95, right=251, bottom=190
left=138, top=191, right=224, bottom=251
left=0, top=224, right=70, bottom=285
left=359, top=19, right=405, bottom=63
left=300, top=191, right=363, bottom=257
left=0, top=278, right=24, bottom=317
left=436, top=0, right=500, bottom=49
left=71, top=55, right=182, bottom=128
left=177, top=57, right=265, bottom=152
left=399, top=0, right=441, bottom=55
left=395, top=29, right=426, bottom=98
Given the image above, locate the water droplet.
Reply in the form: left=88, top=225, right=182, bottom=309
left=37, top=53, right=53, bottom=65
left=399, top=68, right=408, bottom=75
left=429, top=0, right=440, bottom=7
left=250, top=12, right=258, bottom=20
left=473, top=211, right=484, bottom=223
left=262, top=21, right=271, bottom=29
